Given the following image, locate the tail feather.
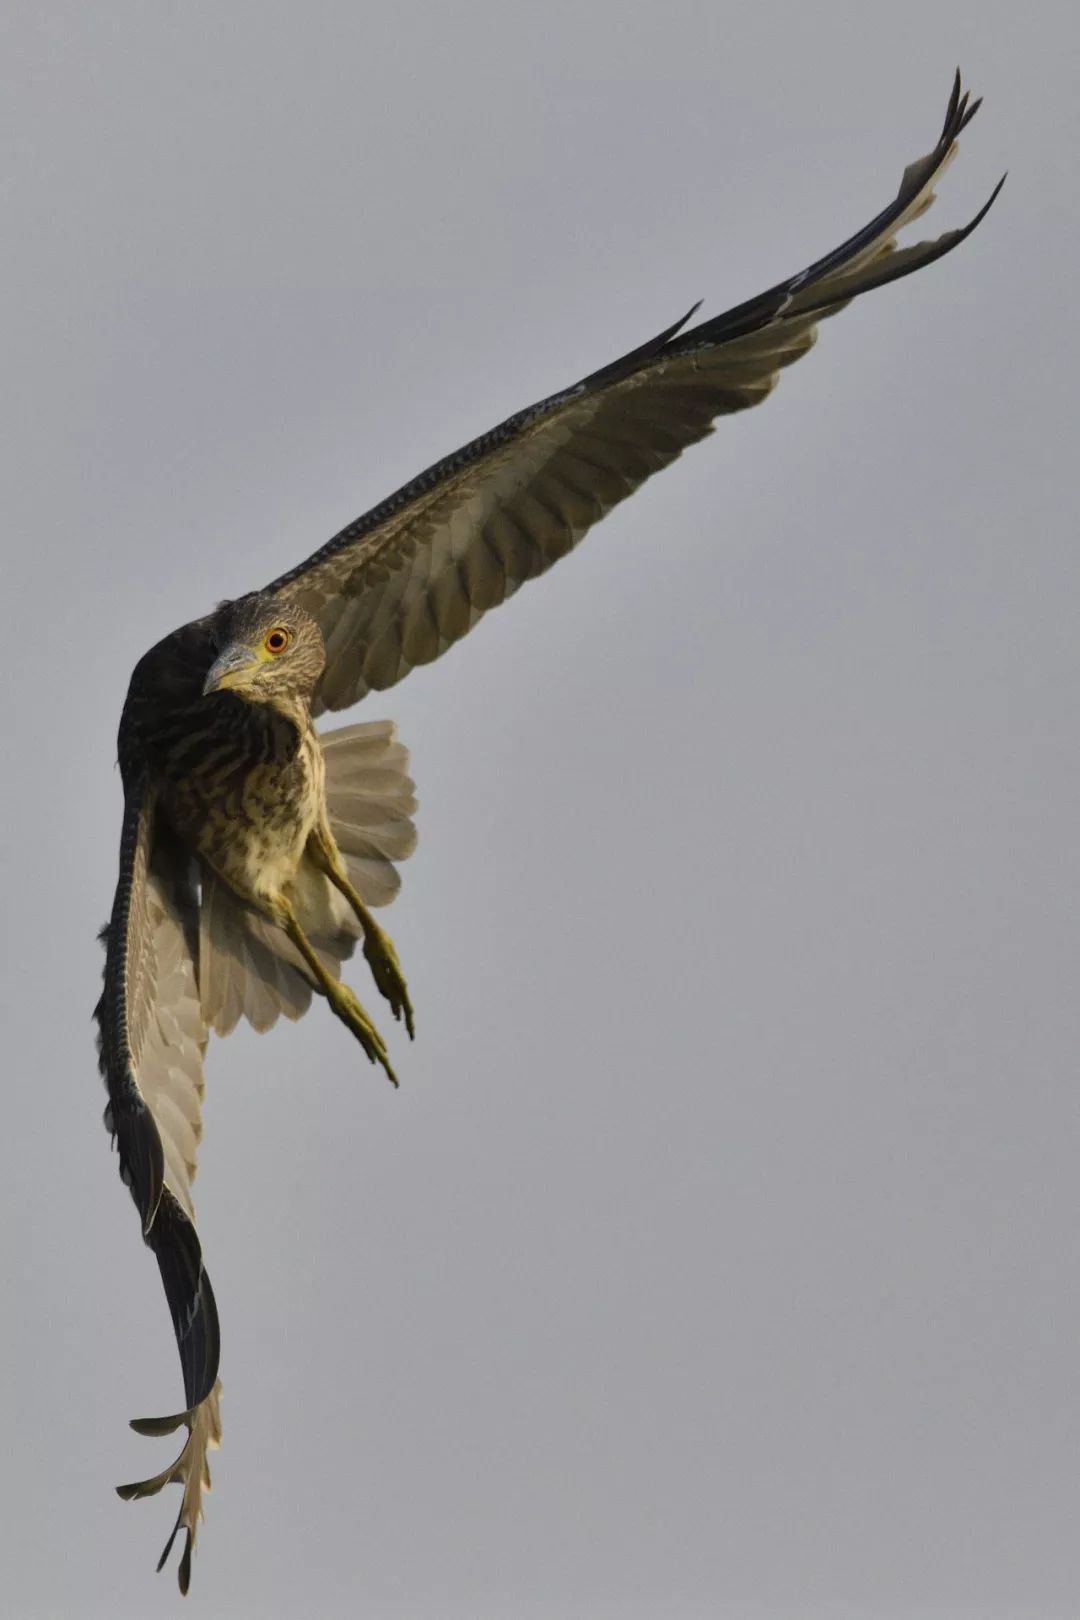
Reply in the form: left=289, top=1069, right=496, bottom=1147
left=325, top=719, right=418, bottom=909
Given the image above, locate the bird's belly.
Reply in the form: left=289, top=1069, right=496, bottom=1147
left=164, top=737, right=323, bottom=906
left=215, top=767, right=317, bottom=900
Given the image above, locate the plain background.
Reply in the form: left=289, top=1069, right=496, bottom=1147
left=2, top=3, right=1076, bottom=1616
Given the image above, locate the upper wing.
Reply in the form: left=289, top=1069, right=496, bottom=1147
left=95, top=776, right=221, bottom=1594
left=267, top=73, right=1002, bottom=715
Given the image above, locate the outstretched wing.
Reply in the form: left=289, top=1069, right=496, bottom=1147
left=268, top=74, right=1002, bottom=716
left=96, top=777, right=221, bottom=1593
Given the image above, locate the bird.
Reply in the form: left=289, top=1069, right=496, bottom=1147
left=95, top=72, right=1002, bottom=1592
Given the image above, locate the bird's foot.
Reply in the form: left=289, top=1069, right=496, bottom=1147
left=362, top=922, right=415, bottom=1039
left=329, top=981, right=399, bottom=1086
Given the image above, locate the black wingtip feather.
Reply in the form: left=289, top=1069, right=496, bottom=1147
left=155, top=1510, right=195, bottom=1593
left=969, top=170, right=1007, bottom=228
left=577, top=299, right=704, bottom=392
left=943, top=68, right=962, bottom=136
left=789, top=167, right=1005, bottom=320
left=663, top=71, right=996, bottom=354
left=129, top=1409, right=194, bottom=1437
left=110, top=1095, right=165, bottom=1237
left=178, top=1530, right=194, bottom=1595
left=146, top=1190, right=221, bottom=1410
left=959, top=93, right=983, bottom=134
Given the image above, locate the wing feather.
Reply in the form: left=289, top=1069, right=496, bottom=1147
left=96, top=778, right=221, bottom=1592
left=268, top=74, right=1001, bottom=714
left=321, top=718, right=418, bottom=906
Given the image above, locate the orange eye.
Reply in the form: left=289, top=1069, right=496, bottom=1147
left=264, top=627, right=290, bottom=655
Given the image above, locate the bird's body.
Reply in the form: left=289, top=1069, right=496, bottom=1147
left=94, top=75, right=1002, bottom=1592
left=124, top=614, right=326, bottom=908
left=178, top=718, right=323, bottom=904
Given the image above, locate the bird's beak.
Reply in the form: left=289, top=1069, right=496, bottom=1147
left=203, top=643, right=260, bottom=696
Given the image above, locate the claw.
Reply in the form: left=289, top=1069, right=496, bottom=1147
left=281, top=897, right=402, bottom=1086
left=315, top=855, right=416, bottom=1040
left=330, top=982, right=399, bottom=1087
left=362, top=930, right=416, bottom=1039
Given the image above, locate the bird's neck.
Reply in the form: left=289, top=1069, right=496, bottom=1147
left=261, top=690, right=312, bottom=738
left=224, top=691, right=310, bottom=761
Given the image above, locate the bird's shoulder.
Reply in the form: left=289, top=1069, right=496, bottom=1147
left=117, top=613, right=218, bottom=773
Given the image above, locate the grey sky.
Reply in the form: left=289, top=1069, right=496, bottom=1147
left=2, top=3, right=1077, bottom=1616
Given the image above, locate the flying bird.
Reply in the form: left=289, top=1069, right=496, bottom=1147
left=96, top=73, right=1001, bottom=1591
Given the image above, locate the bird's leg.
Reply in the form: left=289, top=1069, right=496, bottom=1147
left=275, top=895, right=399, bottom=1087
left=334, top=873, right=415, bottom=1040
left=307, top=831, right=415, bottom=1038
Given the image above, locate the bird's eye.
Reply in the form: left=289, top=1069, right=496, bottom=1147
left=264, top=627, right=290, bottom=655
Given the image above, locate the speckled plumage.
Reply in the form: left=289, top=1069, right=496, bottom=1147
left=128, top=613, right=326, bottom=905
left=95, top=75, right=1001, bottom=1593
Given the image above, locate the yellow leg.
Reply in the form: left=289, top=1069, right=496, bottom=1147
left=309, top=838, right=415, bottom=1039
left=280, top=900, right=399, bottom=1087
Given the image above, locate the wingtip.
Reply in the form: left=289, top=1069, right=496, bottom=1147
left=943, top=68, right=963, bottom=139
left=178, top=1533, right=193, bottom=1595
left=942, top=69, right=987, bottom=146
left=155, top=1511, right=184, bottom=1577
left=960, top=171, right=1007, bottom=240
left=958, top=92, right=984, bottom=135
left=129, top=1408, right=194, bottom=1437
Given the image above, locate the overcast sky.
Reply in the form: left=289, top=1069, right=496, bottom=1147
left=2, top=3, right=1077, bottom=1617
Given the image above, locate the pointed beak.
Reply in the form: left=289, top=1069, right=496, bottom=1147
left=203, top=643, right=260, bottom=696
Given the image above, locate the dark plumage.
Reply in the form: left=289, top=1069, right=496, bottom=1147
left=95, top=74, right=1001, bottom=1591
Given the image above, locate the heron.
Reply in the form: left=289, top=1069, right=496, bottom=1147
left=95, top=73, right=1002, bottom=1591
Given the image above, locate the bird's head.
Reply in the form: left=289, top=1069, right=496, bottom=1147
left=202, top=595, right=326, bottom=708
